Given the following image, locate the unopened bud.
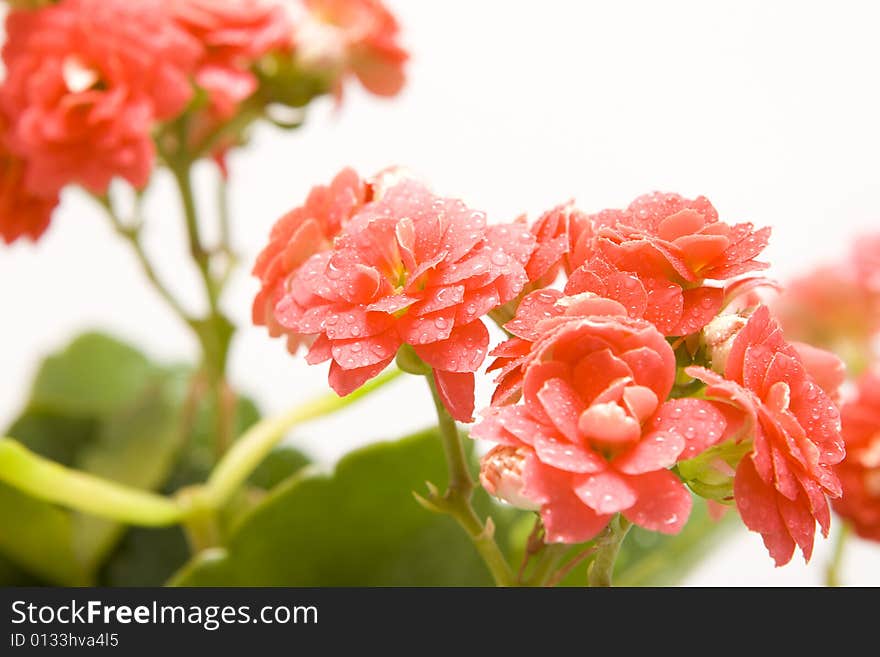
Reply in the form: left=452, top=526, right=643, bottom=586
left=480, top=446, right=540, bottom=511
left=701, top=314, right=748, bottom=373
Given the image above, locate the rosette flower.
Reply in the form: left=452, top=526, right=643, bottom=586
left=833, top=370, right=880, bottom=542
left=687, top=306, right=845, bottom=565
left=252, top=167, right=371, bottom=353
left=172, top=0, right=292, bottom=120
left=473, top=295, right=729, bottom=543
left=522, top=201, right=593, bottom=288
left=273, top=179, right=534, bottom=421
left=293, top=0, right=408, bottom=97
left=565, top=192, right=771, bottom=336
left=0, top=0, right=201, bottom=195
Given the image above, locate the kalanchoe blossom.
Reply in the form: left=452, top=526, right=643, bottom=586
left=292, top=0, right=408, bottom=97
left=0, top=119, right=59, bottom=244
left=833, top=369, right=880, bottom=542
left=0, top=0, right=202, bottom=195
left=272, top=178, right=534, bottom=421
left=172, top=0, right=292, bottom=121
left=687, top=306, right=845, bottom=565
left=562, top=192, right=771, bottom=337
left=473, top=294, right=729, bottom=543
left=522, top=201, right=593, bottom=288
left=252, top=167, right=372, bottom=353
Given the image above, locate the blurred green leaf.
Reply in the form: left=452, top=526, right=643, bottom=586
left=1, top=333, right=199, bottom=585
left=171, top=429, right=517, bottom=586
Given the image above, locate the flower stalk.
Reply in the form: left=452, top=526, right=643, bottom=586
left=588, top=515, right=632, bottom=587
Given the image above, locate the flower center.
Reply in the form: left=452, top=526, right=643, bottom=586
left=62, top=56, right=102, bottom=94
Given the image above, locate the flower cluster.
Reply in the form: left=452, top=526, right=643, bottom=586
left=769, top=235, right=880, bottom=550
left=834, top=369, right=880, bottom=541
left=0, top=0, right=407, bottom=244
left=257, top=179, right=848, bottom=565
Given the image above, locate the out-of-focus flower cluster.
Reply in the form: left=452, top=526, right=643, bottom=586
left=0, top=0, right=407, bottom=244
left=255, top=173, right=849, bottom=566
left=769, top=236, right=880, bottom=547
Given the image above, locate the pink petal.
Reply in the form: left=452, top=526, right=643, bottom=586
left=734, top=457, right=795, bottom=566
left=433, top=369, right=475, bottom=422
left=672, top=286, right=723, bottom=335
left=621, top=470, right=693, bottom=534
left=622, top=385, right=660, bottom=424
left=398, top=307, right=457, bottom=345
left=571, top=348, right=633, bottom=405
left=305, top=333, right=333, bottom=364
left=573, top=470, right=637, bottom=514
left=776, top=492, right=816, bottom=561
left=536, top=377, right=586, bottom=444
left=613, top=433, right=685, bottom=475
left=533, top=435, right=606, bottom=473
left=648, top=398, right=729, bottom=460
left=328, top=356, right=395, bottom=396
left=504, top=289, right=564, bottom=340
left=414, top=320, right=489, bottom=373
left=658, top=209, right=706, bottom=241
left=331, top=330, right=402, bottom=370
left=578, top=402, right=641, bottom=446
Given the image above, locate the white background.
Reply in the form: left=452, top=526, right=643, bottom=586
left=2, top=0, right=879, bottom=585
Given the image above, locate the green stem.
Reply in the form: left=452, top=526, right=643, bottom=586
left=424, top=376, right=516, bottom=587
left=204, top=368, right=403, bottom=509
left=826, top=521, right=851, bottom=587
left=0, top=439, right=184, bottom=526
left=588, top=515, right=632, bottom=587
left=525, top=544, right=570, bottom=586
left=96, top=195, right=191, bottom=322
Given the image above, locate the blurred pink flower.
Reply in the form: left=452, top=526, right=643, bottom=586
left=172, top=0, right=292, bottom=120
left=0, top=0, right=201, bottom=195
left=0, top=118, right=58, bottom=244
left=273, top=178, right=533, bottom=421
left=294, top=0, right=408, bottom=97
left=833, top=369, right=880, bottom=542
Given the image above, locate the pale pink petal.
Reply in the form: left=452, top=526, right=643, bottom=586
left=433, top=369, right=475, bottom=422
left=573, top=470, right=637, bottom=514
left=621, top=470, right=692, bottom=534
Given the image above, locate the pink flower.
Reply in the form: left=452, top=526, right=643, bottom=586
left=474, top=295, right=726, bottom=543
left=522, top=201, right=593, bottom=288
left=252, top=167, right=371, bottom=353
left=293, top=0, right=408, bottom=97
left=273, top=178, right=534, bottom=421
left=834, top=369, right=880, bottom=542
left=0, top=118, right=58, bottom=244
left=772, top=264, right=880, bottom=361
left=172, top=0, right=292, bottom=120
left=0, top=0, right=201, bottom=195
left=688, top=306, right=845, bottom=565
left=594, top=192, right=771, bottom=283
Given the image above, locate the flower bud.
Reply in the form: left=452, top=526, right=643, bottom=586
left=479, top=446, right=540, bottom=511
left=701, top=313, right=747, bottom=373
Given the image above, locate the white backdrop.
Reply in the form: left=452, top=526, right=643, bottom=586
left=2, top=0, right=879, bottom=585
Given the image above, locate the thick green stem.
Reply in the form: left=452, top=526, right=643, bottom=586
left=424, top=376, right=516, bottom=587
left=588, top=515, right=632, bottom=587
left=826, top=522, right=851, bottom=587
left=205, top=369, right=403, bottom=509
left=0, top=439, right=184, bottom=526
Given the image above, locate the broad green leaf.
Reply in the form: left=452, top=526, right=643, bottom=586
left=1, top=333, right=210, bottom=584
left=171, top=429, right=515, bottom=586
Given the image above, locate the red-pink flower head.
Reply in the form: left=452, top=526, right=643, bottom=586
left=0, top=0, right=201, bottom=195
left=772, top=264, right=880, bottom=364
left=564, top=192, right=771, bottom=337
left=273, top=177, right=534, bottom=422
left=474, top=295, right=728, bottom=543
left=172, top=0, right=293, bottom=121
left=833, top=369, right=880, bottom=542
left=687, top=306, right=846, bottom=565
left=0, top=117, right=59, bottom=244
left=522, top=201, right=593, bottom=288
left=292, top=0, right=408, bottom=98
left=253, top=167, right=372, bottom=353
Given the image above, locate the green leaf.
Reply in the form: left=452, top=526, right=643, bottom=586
left=29, top=333, right=157, bottom=417
left=171, top=429, right=513, bottom=586
left=0, top=333, right=195, bottom=584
